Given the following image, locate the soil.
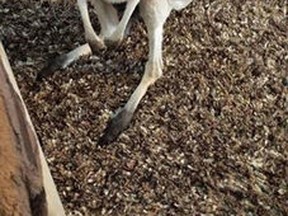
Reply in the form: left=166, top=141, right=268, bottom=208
left=1, top=0, right=288, bottom=215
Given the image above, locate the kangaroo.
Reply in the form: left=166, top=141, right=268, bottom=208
left=78, top=0, right=140, bottom=51
left=38, top=0, right=193, bottom=145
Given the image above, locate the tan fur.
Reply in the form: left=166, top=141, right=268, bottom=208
left=0, top=96, right=32, bottom=215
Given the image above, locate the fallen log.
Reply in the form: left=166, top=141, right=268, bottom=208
left=0, top=41, right=65, bottom=216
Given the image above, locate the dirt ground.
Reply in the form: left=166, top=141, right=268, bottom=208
left=1, top=0, right=287, bottom=215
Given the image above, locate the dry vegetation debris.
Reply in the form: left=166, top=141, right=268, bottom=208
left=0, top=0, right=287, bottom=215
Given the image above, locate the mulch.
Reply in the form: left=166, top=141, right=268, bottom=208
left=1, top=0, right=287, bottom=215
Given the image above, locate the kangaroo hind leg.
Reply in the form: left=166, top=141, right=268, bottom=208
left=98, top=0, right=173, bottom=145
